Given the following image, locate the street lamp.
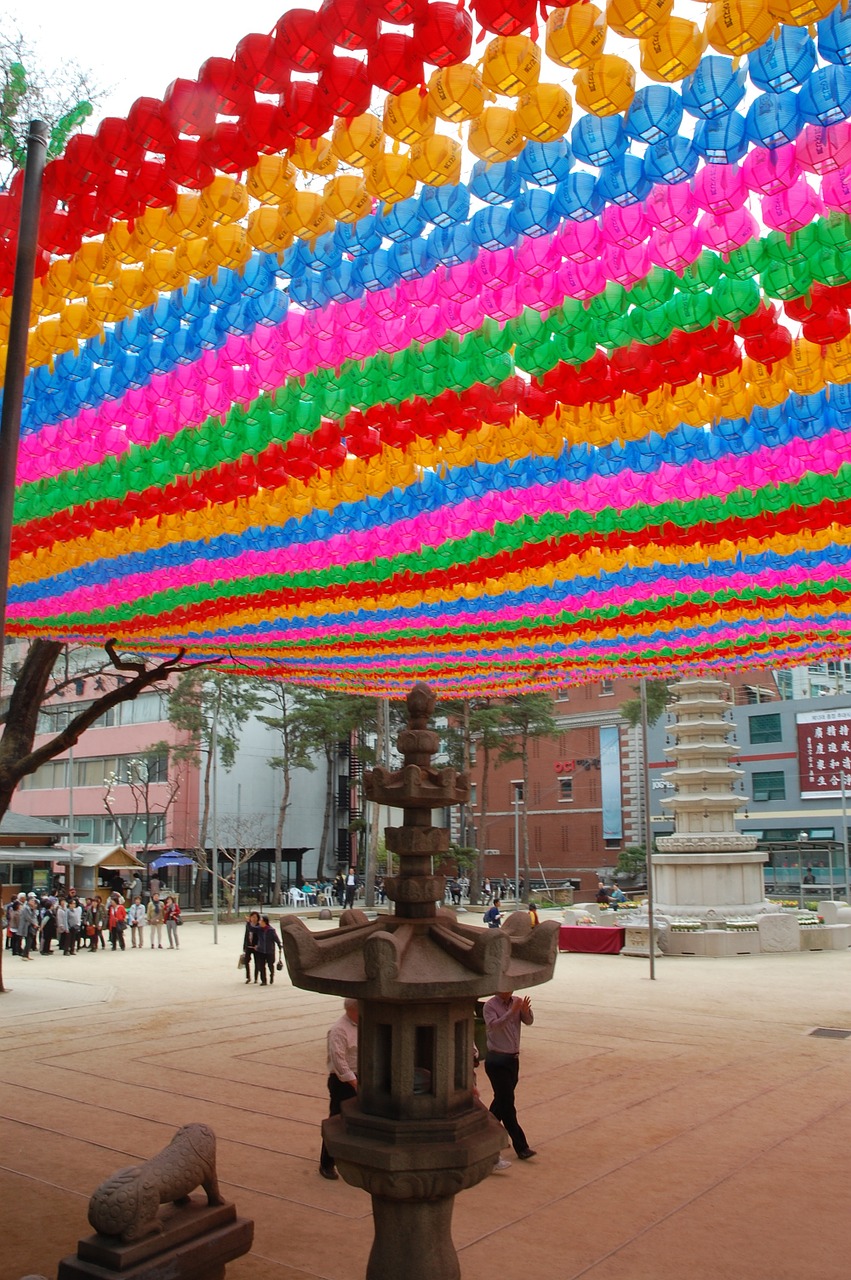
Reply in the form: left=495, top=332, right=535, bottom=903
left=513, top=782, right=523, bottom=905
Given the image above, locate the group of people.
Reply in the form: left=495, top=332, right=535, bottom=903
left=4, top=887, right=182, bottom=956
left=595, top=882, right=627, bottom=907
left=240, top=911, right=283, bottom=985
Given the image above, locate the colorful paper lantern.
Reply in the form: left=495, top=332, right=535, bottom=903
left=427, top=63, right=486, bottom=122
left=274, top=9, right=333, bottom=72
left=473, top=0, right=538, bottom=37
left=331, top=113, right=385, bottom=167
left=574, top=55, right=636, bottom=116
left=408, top=134, right=462, bottom=184
left=468, top=107, right=525, bottom=161
left=482, top=35, right=541, bottom=96
left=546, top=5, right=607, bottom=69
left=384, top=87, right=436, bottom=143
left=414, top=3, right=473, bottom=66
left=625, top=85, right=683, bottom=142
left=323, top=174, right=372, bottom=223
left=749, top=27, right=816, bottom=92
left=606, top=0, right=672, bottom=39
left=515, top=83, right=572, bottom=141
left=573, top=113, right=627, bottom=165
left=319, top=56, right=373, bottom=118
left=369, top=34, right=424, bottom=94
left=365, top=151, right=418, bottom=203
left=640, top=18, right=705, bottom=83
left=706, top=0, right=776, bottom=57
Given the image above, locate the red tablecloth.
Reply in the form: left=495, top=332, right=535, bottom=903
left=559, top=925, right=626, bottom=955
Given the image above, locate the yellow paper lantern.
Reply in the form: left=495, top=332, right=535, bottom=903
left=606, top=0, right=672, bottom=38
left=71, top=242, right=116, bottom=287
left=246, top=154, right=296, bottom=200
left=175, top=237, right=220, bottom=278
left=468, top=107, right=525, bottom=162
left=112, top=267, right=157, bottom=311
left=247, top=206, right=295, bottom=253
left=144, top=250, right=189, bottom=291
left=166, top=194, right=212, bottom=240
left=292, top=136, right=338, bottom=177
left=57, top=299, right=101, bottom=343
left=767, top=0, right=835, bottom=23
left=515, top=82, right=573, bottom=141
left=322, top=174, right=371, bottom=223
left=743, top=358, right=786, bottom=407
left=640, top=17, right=706, bottom=82
left=546, top=5, right=607, bottom=69
left=86, top=283, right=131, bottom=325
left=209, top=224, right=251, bottom=269
left=384, top=87, right=436, bottom=145
left=705, top=0, right=776, bottom=57
left=573, top=54, right=635, bottom=115
left=198, top=177, right=250, bottom=226
left=104, top=221, right=146, bottom=265
left=364, top=150, right=417, bottom=203
left=331, top=113, right=385, bottom=167
left=427, top=63, right=486, bottom=123
left=281, top=191, right=334, bottom=241
left=407, top=134, right=462, bottom=185
left=481, top=35, right=541, bottom=97
left=784, top=337, right=823, bottom=394
left=823, top=334, right=851, bottom=383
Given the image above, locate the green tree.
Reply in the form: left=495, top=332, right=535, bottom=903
left=167, top=671, right=268, bottom=904
left=0, top=28, right=101, bottom=177
left=256, top=685, right=317, bottom=906
left=620, top=680, right=670, bottom=729
left=499, top=693, right=559, bottom=902
left=616, top=845, right=648, bottom=884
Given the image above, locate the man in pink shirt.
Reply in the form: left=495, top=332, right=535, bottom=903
left=483, top=990, right=536, bottom=1162
left=319, top=998, right=359, bottom=1180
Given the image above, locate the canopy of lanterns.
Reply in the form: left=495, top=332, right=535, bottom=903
left=7, top=0, right=851, bottom=694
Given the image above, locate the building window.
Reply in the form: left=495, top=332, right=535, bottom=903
left=749, top=713, right=782, bottom=745
left=21, top=751, right=170, bottom=790
left=469, top=783, right=477, bottom=807
left=752, top=770, right=786, bottom=802
left=559, top=777, right=573, bottom=802
left=556, top=687, right=570, bottom=701
left=600, top=679, right=614, bottom=696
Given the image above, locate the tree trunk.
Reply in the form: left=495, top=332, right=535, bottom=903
left=320, top=744, right=334, bottom=877
left=476, top=741, right=493, bottom=908
left=521, top=743, right=531, bottom=903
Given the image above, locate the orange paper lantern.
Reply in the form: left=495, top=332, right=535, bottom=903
left=546, top=5, right=607, bottom=69
left=574, top=54, right=636, bottom=115
left=515, top=82, right=573, bottom=140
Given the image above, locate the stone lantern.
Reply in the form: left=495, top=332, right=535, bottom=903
left=281, top=683, right=558, bottom=1280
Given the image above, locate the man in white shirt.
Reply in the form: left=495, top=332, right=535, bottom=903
left=483, top=990, right=536, bottom=1162
left=319, top=998, right=359, bottom=1181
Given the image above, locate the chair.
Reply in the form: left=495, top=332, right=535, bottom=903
left=288, top=888, right=308, bottom=908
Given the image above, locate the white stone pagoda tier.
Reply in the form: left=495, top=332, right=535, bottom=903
left=654, top=676, right=769, bottom=918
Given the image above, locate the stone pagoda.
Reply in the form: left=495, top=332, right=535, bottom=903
left=654, top=676, right=769, bottom=918
left=280, top=683, right=558, bottom=1280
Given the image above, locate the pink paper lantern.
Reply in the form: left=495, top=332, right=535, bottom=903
left=645, top=181, right=697, bottom=231
left=821, top=164, right=851, bottom=212
left=761, top=179, right=824, bottom=234
left=742, top=146, right=800, bottom=196
left=649, top=224, right=702, bottom=272
left=693, top=163, right=748, bottom=215
left=515, top=234, right=560, bottom=279
left=603, top=241, right=651, bottom=288
left=795, top=123, right=851, bottom=176
left=555, top=218, right=602, bottom=264
left=698, top=207, right=758, bottom=253
left=601, top=202, right=649, bottom=250
left=557, top=257, right=605, bottom=301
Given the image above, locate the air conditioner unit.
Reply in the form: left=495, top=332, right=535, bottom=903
left=484, top=848, right=500, bottom=857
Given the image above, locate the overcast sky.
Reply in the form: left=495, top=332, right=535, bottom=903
left=3, top=1, right=301, bottom=123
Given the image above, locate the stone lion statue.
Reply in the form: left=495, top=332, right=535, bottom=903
left=87, top=1123, right=224, bottom=1243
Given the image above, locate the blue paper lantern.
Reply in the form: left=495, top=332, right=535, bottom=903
left=643, top=135, right=699, bottom=185
left=322, top=259, right=362, bottom=304
left=278, top=239, right=312, bottom=280
left=682, top=56, right=747, bottom=119
left=693, top=111, right=748, bottom=164
left=471, top=204, right=517, bottom=250
left=248, top=288, right=289, bottom=326
left=553, top=172, right=604, bottom=220
left=427, top=221, right=477, bottom=266
left=238, top=255, right=276, bottom=298
left=359, top=247, right=398, bottom=292
left=190, top=313, right=227, bottom=351
left=818, top=5, right=851, bottom=66
left=389, top=237, right=436, bottom=281
left=748, top=28, right=816, bottom=93
left=419, top=181, right=470, bottom=225
left=470, top=158, right=521, bottom=205
left=288, top=271, right=329, bottom=309
left=595, top=154, right=651, bottom=207
left=516, top=138, right=573, bottom=186
left=509, top=188, right=559, bottom=238
left=625, top=86, right=683, bottom=144
left=798, top=65, right=851, bottom=127
left=335, top=215, right=383, bottom=257
left=746, top=91, right=801, bottom=148
left=378, top=196, right=426, bottom=242
left=309, top=231, right=342, bottom=270
left=572, top=113, right=627, bottom=167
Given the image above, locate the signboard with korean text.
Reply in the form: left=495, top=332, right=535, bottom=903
left=797, top=709, right=851, bottom=799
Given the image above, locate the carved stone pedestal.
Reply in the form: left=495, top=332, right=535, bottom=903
left=57, top=1202, right=253, bottom=1280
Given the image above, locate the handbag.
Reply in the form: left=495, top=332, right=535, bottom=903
left=276, top=960, right=283, bottom=971
left=238, top=953, right=246, bottom=970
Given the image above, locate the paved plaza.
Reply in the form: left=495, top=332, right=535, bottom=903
left=1, top=913, right=850, bottom=1280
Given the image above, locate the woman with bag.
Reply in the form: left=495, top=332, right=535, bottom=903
left=163, top=896, right=181, bottom=949
left=107, top=894, right=127, bottom=951
left=254, top=915, right=282, bottom=986
left=241, top=910, right=260, bottom=985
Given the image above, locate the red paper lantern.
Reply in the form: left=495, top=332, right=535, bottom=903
left=127, top=160, right=176, bottom=209
left=274, top=10, right=333, bottom=73
left=283, top=81, right=335, bottom=139
left=321, top=0, right=381, bottom=50
left=199, top=122, right=259, bottom=174
left=96, top=117, right=143, bottom=170
left=164, top=78, right=217, bottom=137
left=63, top=134, right=110, bottom=189
left=163, top=138, right=215, bottom=190
left=369, top=33, right=424, bottom=93
left=319, top=56, right=373, bottom=117
left=473, top=0, right=538, bottom=36
left=378, top=0, right=428, bottom=21
left=414, top=3, right=473, bottom=66
left=198, top=57, right=254, bottom=115
left=239, top=102, right=294, bottom=155
left=126, top=98, right=176, bottom=153
left=234, top=33, right=291, bottom=93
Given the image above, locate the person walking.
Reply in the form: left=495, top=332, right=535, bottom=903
left=253, top=915, right=281, bottom=985
left=108, top=894, right=127, bottom=950
left=19, top=895, right=39, bottom=960
left=163, top=896, right=181, bottom=949
left=40, top=899, right=57, bottom=954
left=483, top=990, right=537, bottom=1162
left=319, top=998, right=359, bottom=1180
left=147, top=893, right=165, bottom=948
left=127, top=896, right=146, bottom=947
left=483, top=897, right=503, bottom=928
left=56, top=898, right=70, bottom=955
left=241, top=911, right=261, bottom=984
left=66, top=898, right=82, bottom=956
left=344, top=866, right=357, bottom=909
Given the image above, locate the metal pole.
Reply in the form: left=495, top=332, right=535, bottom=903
left=514, top=786, right=520, bottom=908
left=640, top=678, right=656, bottom=981
left=211, top=707, right=219, bottom=945
left=0, top=121, right=49, bottom=679
left=67, top=742, right=75, bottom=892
left=841, top=771, right=850, bottom=900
